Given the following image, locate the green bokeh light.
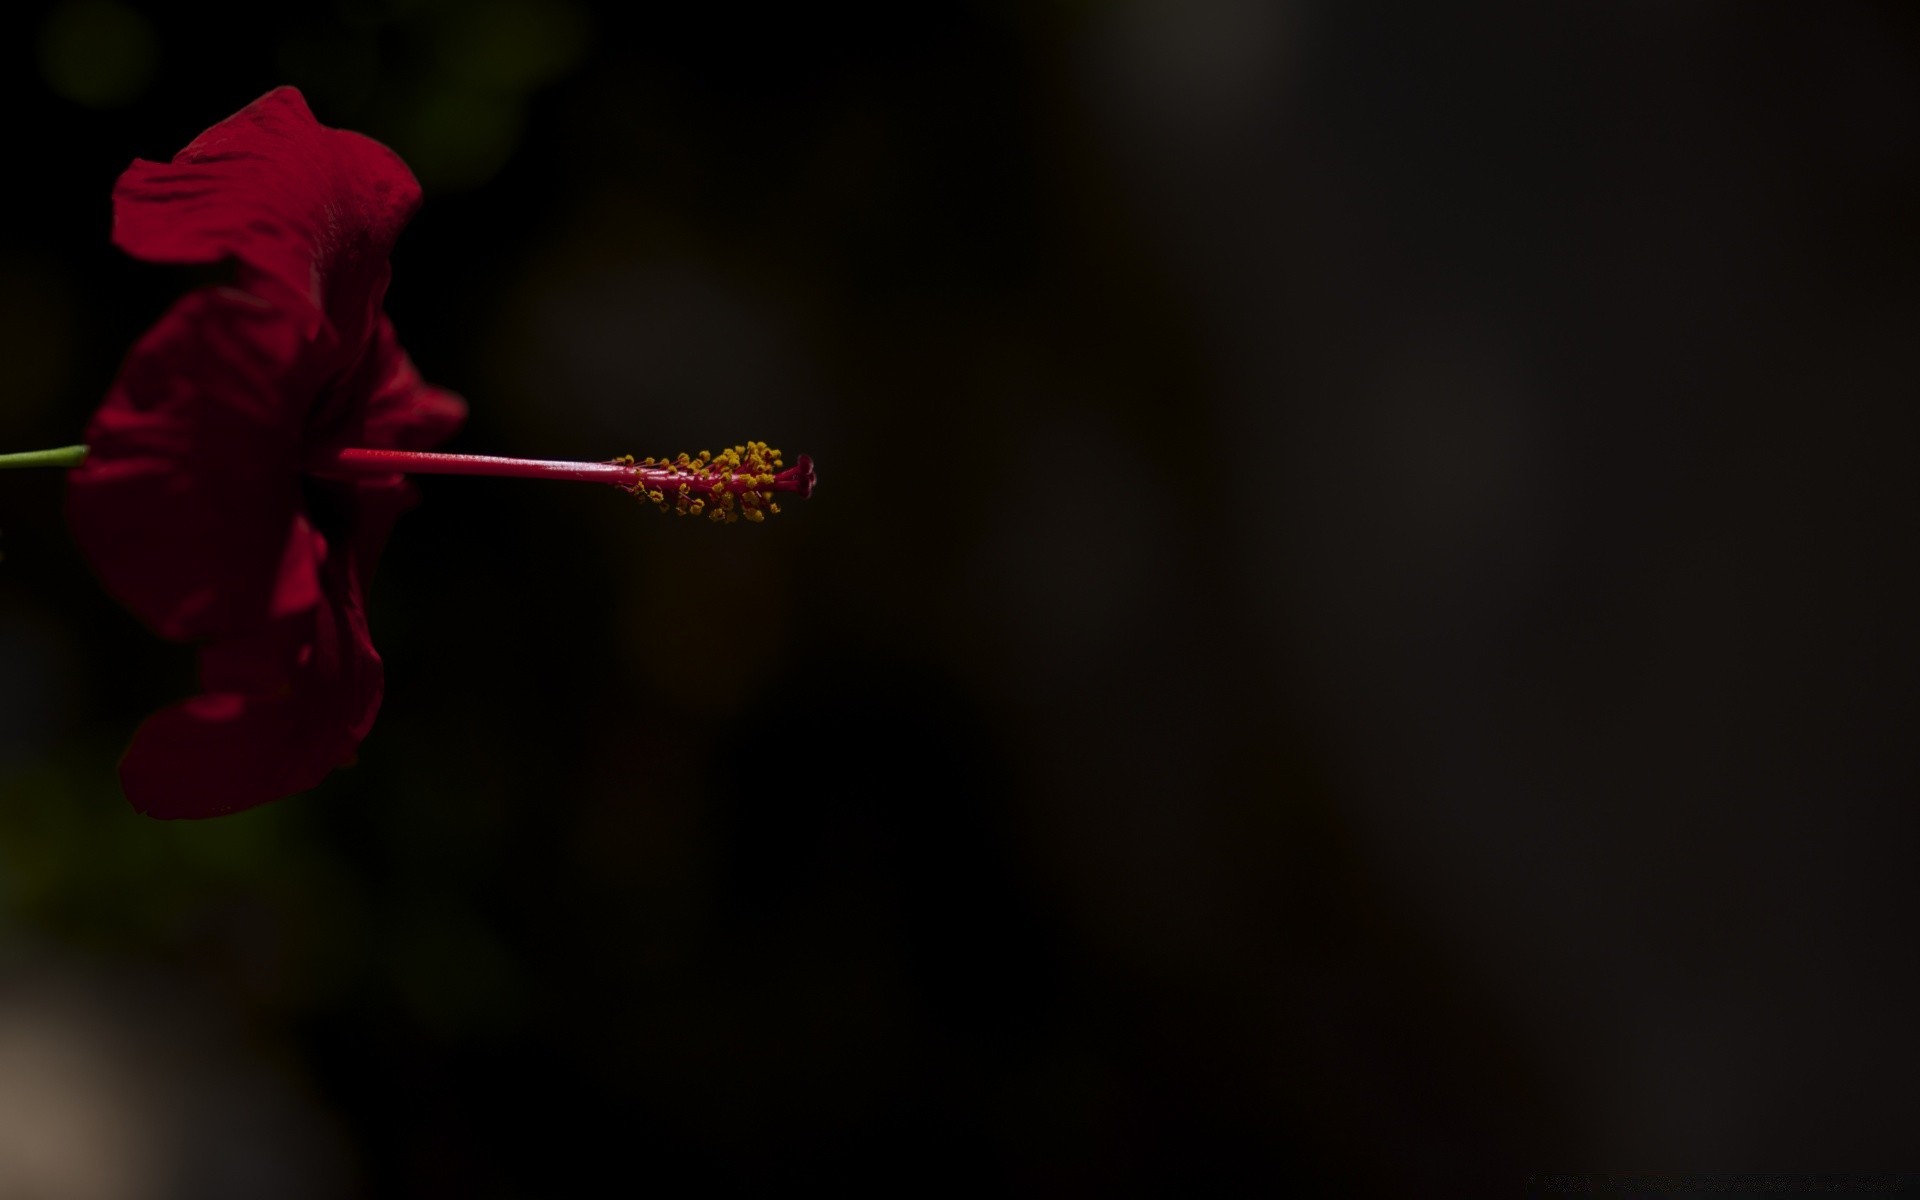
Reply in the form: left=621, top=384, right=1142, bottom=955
left=38, top=0, right=159, bottom=109
left=442, top=0, right=589, bottom=92
left=394, top=85, right=526, bottom=191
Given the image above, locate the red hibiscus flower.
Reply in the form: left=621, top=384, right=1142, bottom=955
left=68, top=88, right=466, bottom=818
left=61, top=87, right=814, bottom=820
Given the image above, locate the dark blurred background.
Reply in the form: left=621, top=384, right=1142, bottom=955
left=0, top=0, right=1916, bottom=1194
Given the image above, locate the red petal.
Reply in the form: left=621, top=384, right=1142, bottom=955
left=364, top=317, right=467, bottom=450
left=319, top=314, right=467, bottom=453
left=68, top=286, right=331, bottom=642
left=120, top=549, right=384, bottom=819
left=111, top=87, right=420, bottom=348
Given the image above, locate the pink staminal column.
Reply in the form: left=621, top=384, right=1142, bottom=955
left=309, top=441, right=816, bottom=523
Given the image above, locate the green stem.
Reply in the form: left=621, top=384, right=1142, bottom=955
left=0, top=445, right=88, bottom=470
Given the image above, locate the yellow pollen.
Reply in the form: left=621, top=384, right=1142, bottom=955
left=621, top=440, right=799, bottom=525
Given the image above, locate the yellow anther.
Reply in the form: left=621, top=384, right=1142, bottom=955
left=625, top=438, right=798, bottom=524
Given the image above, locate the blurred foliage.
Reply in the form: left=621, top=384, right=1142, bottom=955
left=10, top=0, right=1802, bottom=1191
left=0, top=750, right=363, bottom=1006
left=273, top=0, right=591, bottom=190
left=37, top=0, right=158, bottom=109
